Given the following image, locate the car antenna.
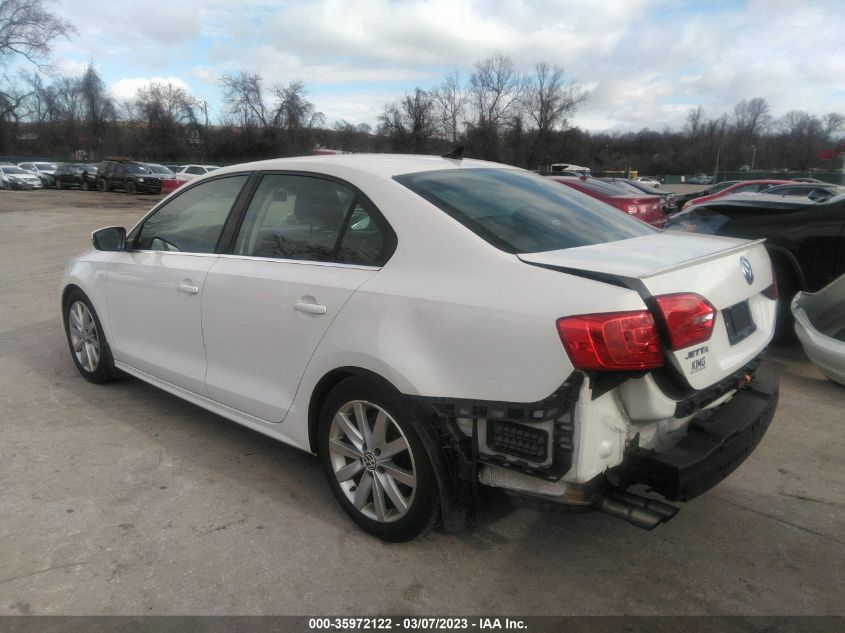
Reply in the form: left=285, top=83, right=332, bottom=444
left=441, top=146, right=464, bottom=160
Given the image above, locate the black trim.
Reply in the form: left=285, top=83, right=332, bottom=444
left=411, top=374, right=583, bottom=481
left=618, top=362, right=778, bottom=502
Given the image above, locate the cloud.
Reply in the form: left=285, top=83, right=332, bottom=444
left=110, top=76, right=194, bottom=102
left=50, top=0, right=845, bottom=132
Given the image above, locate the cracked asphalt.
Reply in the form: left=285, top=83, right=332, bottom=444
left=0, top=189, right=843, bottom=615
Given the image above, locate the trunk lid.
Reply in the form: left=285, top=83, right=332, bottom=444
left=519, top=232, right=776, bottom=390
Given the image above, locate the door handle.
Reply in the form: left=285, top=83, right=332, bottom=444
left=294, top=301, right=327, bottom=315
left=178, top=283, right=199, bottom=295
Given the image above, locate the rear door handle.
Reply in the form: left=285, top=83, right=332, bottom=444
left=178, top=283, right=199, bottom=295
left=294, top=301, right=327, bottom=315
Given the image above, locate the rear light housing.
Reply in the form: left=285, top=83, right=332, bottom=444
left=557, top=311, right=664, bottom=371
left=653, top=293, right=716, bottom=350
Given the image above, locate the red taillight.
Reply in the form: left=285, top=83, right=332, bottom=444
left=623, top=203, right=638, bottom=214
left=557, top=311, right=664, bottom=371
left=653, top=293, right=716, bottom=350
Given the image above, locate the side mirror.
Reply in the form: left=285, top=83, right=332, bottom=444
left=92, top=226, right=126, bottom=251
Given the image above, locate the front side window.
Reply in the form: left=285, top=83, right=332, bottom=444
left=137, top=175, right=248, bottom=253
left=395, top=168, right=654, bottom=254
left=233, top=174, right=395, bottom=266
left=187, top=166, right=204, bottom=175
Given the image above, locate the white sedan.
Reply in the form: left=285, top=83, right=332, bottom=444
left=62, top=154, right=779, bottom=541
left=0, top=165, right=43, bottom=189
left=175, top=164, right=219, bottom=180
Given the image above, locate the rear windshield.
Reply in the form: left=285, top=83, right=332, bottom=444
left=395, top=168, right=654, bottom=254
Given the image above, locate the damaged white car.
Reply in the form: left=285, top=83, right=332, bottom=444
left=61, top=154, right=779, bottom=541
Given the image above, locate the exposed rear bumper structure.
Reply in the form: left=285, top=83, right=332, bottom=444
left=618, top=364, right=779, bottom=502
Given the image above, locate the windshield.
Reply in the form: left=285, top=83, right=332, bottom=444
left=125, top=164, right=147, bottom=174
left=3, top=167, right=29, bottom=174
left=34, top=163, right=55, bottom=170
left=600, top=179, right=644, bottom=194
left=395, top=168, right=655, bottom=254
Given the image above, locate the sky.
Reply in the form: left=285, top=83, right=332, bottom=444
left=34, top=0, right=845, bottom=133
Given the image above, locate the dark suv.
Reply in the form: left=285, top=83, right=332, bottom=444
left=96, top=160, right=162, bottom=194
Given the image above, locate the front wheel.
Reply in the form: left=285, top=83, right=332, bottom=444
left=318, top=378, right=441, bottom=541
left=63, top=289, right=117, bottom=383
left=97, top=179, right=108, bottom=192
left=126, top=180, right=136, bottom=194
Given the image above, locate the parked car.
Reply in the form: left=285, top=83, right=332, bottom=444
left=61, top=155, right=780, bottom=541
left=635, top=176, right=660, bottom=188
left=0, top=165, right=43, bottom=189
left=54, top=163, right=99, bottom=190
left=686, top=174, right=713, bottom=185
left=791, top=274, right=845, bottom=386
left=790, top=177, right=826, bottom=183
left=762, top=183, right=845, bottom=201
left=667, top=191, right=845, bottom=327
left=175, top=164, right=220, bottom=181
left=96, top=160, right=162, bottom=194
left=682, top=180, right=790, bottom=209
left=548, top=176, right=665, bottom=226
left=18, top=161, right=57, bottom=187
left=674, top=181, right=741, bottom=210
left=600, top=177, right=677, bottom=214
left=143, top=163, right=187, bottom=195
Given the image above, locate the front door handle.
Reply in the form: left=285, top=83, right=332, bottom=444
left=178, top=283, right=199, bottom=295
left=294, top=301, right=327, bottom=315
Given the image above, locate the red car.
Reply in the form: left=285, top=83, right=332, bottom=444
left=548, top=176, right=665, bottom=227
left=683, top=179, right=791, bottom=209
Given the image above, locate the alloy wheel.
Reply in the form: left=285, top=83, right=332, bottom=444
left=328, top=400, right=417, bottom=523
left=68, top=301, right=100, bottom=373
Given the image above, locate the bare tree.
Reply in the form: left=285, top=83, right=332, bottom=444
left=271, top=80, right=324, bottom=131
left=734, top=97, right=772, bottom=140
left=684, top=106, right=705, bottom=141
left=221, top=70, right=267, bottom=127
left=0, top=0, right=75, bottom=69
left=525, top=62, right=584, bottom=134
left=378, top=87, right=436, bottom=153
left=821, top=112, right=844, bottom=139
left=433, top=71, right=467, bottom=143
left=468, top=54, right=524, bottom=129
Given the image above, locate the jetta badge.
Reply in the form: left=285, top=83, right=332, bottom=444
left=740, top=256, right=754, bottom=285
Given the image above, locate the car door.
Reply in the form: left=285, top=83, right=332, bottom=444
left=201, top=172, right=395, bottom=421
left=105, top=174, right=249, bottom=394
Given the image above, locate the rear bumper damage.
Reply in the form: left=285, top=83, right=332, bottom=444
left=617, top=363, right=779, bottom=502
left=422, top=360, right=779, bottom=531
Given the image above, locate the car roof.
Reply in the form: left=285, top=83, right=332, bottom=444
left=211, top=154, right=516, bottom=180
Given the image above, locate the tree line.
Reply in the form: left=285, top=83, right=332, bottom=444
left=0, top=0, right=842, bottom=173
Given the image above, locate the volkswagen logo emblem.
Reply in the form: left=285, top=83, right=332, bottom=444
left=740, top=256, right=754, bottom=285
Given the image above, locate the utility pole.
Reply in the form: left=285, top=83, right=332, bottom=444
left=714, top=147, right=721, bottom=183
left=751, top=145, right=756, bottom=171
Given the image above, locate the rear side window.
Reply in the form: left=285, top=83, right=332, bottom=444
left=137, top=175, right=248, bottom=253
left=395, top=168, right=654, bottom=254
left=233, top=174, right=395, bottom=266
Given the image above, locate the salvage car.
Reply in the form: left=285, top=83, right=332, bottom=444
left=96, top=160, right=162, bottom=194
left=667, top=191, right=845, bottom=327
left=54, top=163, right=99, bottom=190
left=0, top=165, right=43, bottom=189
left=600, top=177, right=677, bottom=214
left=62, top=155, right=779, bottom=541
left=548, top=175, right=665, bottom=226
left=791, top=274, right=845, bottom=386
left=18, top=161, right=57, bottom=187
left=682, top=179, right=790, bottom=209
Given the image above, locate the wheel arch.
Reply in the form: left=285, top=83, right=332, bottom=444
left=766, top=244, right=806, bottom=290
left=307, top=365, right=402, bottom=454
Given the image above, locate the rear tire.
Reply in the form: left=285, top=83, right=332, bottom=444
left=126, top=180, right=136, bottom=195
left=56, top=179, right=64, bottom=190
left=98, top=179, right=108, bottom=192
left=63, top=289, right=118, bottom=384
left=318, top=377, right=441, bottom=542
